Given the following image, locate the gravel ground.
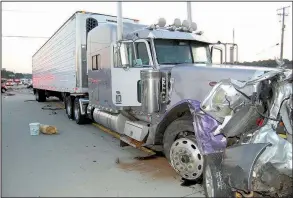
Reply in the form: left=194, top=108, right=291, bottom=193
left=1, top=88, right=205, bottom=197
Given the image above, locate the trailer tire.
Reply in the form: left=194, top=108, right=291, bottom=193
left=163, top=116, right=203, bottom=181
left=203, top=153, right=233, bottom=198
left=66, top=96, right=74, bottom=120
left=74, top=97, right=86, bottom=124
left=35, top=89, right=46, bottom=102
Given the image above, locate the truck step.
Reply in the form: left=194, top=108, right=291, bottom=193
left=92, top=122, right=155, bottom=156
left=120, top=135, right=156, bottom=156
left=123, top=120, right=149, bottom=142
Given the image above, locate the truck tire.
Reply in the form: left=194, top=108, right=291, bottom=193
left=35, top=89, right=46, bottom=102
left=66, top=96, right=74, bottom=119
left=74, top=97, right=86, bottom=124
left=203, top=153, right=233, bottom=198
left=163, top=116, right=203, bottom=181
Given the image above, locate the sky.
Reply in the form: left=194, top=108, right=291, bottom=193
left=2, top=1, right=293, bottom=73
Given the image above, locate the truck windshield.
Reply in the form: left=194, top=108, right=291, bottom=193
left=154, top=39, right=211, bottom=65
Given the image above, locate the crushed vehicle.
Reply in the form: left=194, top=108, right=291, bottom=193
left=32, top=4, right=279, bottom=182
left=200, top=65, right=292, bottom=197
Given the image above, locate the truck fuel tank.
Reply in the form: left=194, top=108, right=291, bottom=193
left=93, top=109, right=128, bottom=134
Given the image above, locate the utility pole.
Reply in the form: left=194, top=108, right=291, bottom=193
left=277, top=5, right=290, bottom=61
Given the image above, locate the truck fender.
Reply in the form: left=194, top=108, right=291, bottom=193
left=221, top=143, right=271, bottom=192
left=78, top=98, right=89, bottom=115
left=155, top=99, right=226, bottom=154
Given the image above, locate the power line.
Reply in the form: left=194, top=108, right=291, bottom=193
left=2, top=35, right=49, bottom=39
left=256, top=43, right=279, bottom=55
left=2, top=9, right=50, bottom=13
left=277, top=5, right=290, bottom=61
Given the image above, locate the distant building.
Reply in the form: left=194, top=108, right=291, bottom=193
left=1, top=68, right=6, bottom=71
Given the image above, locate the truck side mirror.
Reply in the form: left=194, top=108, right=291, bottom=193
left=116, top=40, right=135, bottom=68
left=211, top=46, right=223, bottom=64
left=119, top=43, right=130, bottom=67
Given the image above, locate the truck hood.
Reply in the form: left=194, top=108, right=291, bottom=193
left=167, top=64, right=276, bottom=107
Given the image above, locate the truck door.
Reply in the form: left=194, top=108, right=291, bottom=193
left=88, top=54, right=101, bottom=105
left=111, top=39, right=153, bottom=107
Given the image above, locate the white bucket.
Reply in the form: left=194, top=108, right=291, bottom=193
left=29, top=123, right=40, bottom=136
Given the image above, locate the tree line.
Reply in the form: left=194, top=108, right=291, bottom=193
left=236, top=59, right=292, bottom=68
left=1, top=70, right=32, bottom=79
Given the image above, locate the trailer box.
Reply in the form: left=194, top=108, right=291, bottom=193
left=32, top=11, right=139, bottom=94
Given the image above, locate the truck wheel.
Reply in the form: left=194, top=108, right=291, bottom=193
left=163, top=116, right=203, bottom=181
left=203, top=153, right=233, bottom=198
left=66, top=96, right=74, bottom=119
left=35, top=89, right=46, bottom=102
left=74, top=97, right=86, bottom=124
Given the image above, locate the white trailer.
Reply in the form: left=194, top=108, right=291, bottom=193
left=32, top=11, right=138, bottom=101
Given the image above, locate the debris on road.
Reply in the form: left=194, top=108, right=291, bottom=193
left=24, top=100, right=36, bottom=102
left=2, top=92, right=16, bottom=97
left=29, top=123, right=58, bottom=135
left=40, top=124, right=58, bottom=135
left=41, top=104, right=64, bottom=110
left=29, top=123, right=40, bottom=136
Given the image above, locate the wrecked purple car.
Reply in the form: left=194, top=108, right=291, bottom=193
left=198, top=67, right=292, bottom=197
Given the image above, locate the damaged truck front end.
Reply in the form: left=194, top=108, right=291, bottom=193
left=154, top=64, right=274, bottom=181
left=200, top=68, right=293, bottom=197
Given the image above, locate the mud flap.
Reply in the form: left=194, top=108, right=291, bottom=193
left=221, top=143, right=271, bottom=192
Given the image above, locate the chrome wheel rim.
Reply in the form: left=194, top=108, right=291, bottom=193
left=170, top=138, right=203, bottom=180
left=205, top=164, right=214, bottom=197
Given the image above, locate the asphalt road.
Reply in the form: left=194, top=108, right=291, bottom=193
left=1, top=88, right=205, bottom=197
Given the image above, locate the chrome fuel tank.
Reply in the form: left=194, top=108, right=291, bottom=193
left=93, top=109, right=128, bottom=133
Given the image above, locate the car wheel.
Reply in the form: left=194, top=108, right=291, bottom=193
left=1, top=88, right=6, bottom=93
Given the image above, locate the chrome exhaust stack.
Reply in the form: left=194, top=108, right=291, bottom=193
left=117, top=2, right=123, bottom=41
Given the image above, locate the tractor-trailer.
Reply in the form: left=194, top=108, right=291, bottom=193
left=33, top=7, right=275, bottom=182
